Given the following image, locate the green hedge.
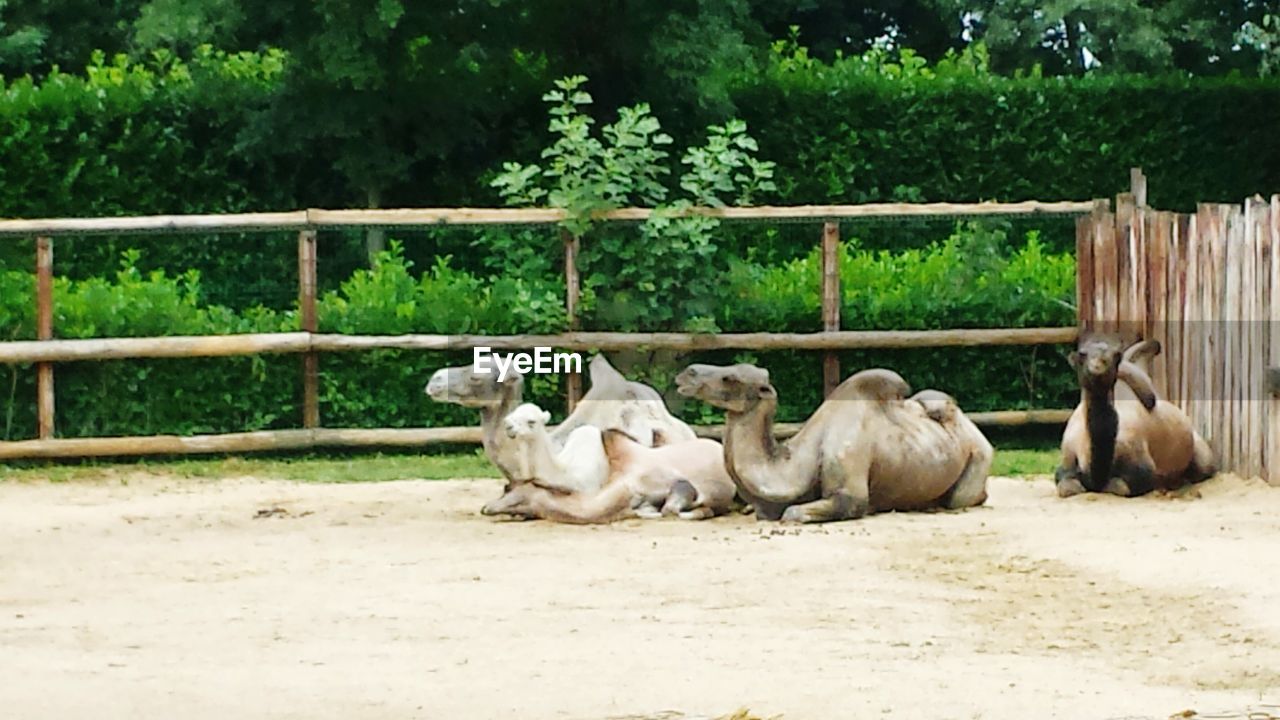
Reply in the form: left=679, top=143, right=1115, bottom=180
left=730, top=61, right=1280, bottom=211
left=4, top=53, right=1280, bottom=307
left=0, top=49, right=342, bottom=307
left=0, top=226, right=1077, bottom=440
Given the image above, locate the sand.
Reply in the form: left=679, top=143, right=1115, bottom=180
left=2, top=472, right=1279, bottom=720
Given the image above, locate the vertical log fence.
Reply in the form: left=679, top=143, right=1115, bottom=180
left=1078, top=170, right=1280, bottom=486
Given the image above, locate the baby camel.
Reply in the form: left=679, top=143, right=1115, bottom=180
left=1055, top=334, right=1215, bottom=497
left=425, top=353, right=695, bottom=514
left=499, top=403, right=610, bottom=496
left=484, top=427, right=738, bottom=524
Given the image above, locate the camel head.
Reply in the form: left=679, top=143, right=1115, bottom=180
left=503, top=403, right=552, bottom=440
left=675, top=363, right=775, bottom=413
left=1067, top=334, right=1158, bottom=410
left=425, top=363, right=522, bottom=408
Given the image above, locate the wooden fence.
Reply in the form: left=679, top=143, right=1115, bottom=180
left=1078, top=170, right=1280, bottom=485
left=0, top=201, right=1093, bottom=460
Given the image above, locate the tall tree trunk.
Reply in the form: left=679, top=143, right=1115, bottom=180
left=365, top=187, right=385, bottom=265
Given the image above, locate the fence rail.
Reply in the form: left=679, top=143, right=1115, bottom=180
left=0, top=327, right=1080, bottom=364
left=0, top=201, right=1092, bottom=460
left=0, top=201, right=1096, bottom=237
left=0, top=410, right=1076, bottom=461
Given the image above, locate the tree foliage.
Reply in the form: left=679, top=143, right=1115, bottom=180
left=489, top=76, right=776, bottom=331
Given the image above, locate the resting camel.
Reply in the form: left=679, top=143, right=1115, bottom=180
left=1055, top=334, right=1215, bottom=497
left=425, top=353, right=696, bottom=510
left=500, top=403, right=610, bottom=495
left=674, top=363, right=993, bottom=523
left=482, top=426, right=738, bottom=524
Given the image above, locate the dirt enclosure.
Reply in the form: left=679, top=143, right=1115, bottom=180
left=2, top=472, right=1279, bottom=720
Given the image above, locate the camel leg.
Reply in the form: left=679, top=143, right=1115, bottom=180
left=780, top=452, right=871, bottom=524
left=1101, top=451, right=1156, bottom=497
left=1186, top=433, right=1216, bottom=484
left=1054, top=461, right=1088, bottom=498
left=527, top=481, right=638, bottom=524
left=481, top=484, right=541, bottom=518
left=779, top=490, right=865, bottom=524
left=940, top=446, right=992, bottom=510
left=659, top=479, right=699, bottom=515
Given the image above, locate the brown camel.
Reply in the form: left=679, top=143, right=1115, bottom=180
left=1055, top=334, right=1215, bottom=497
left=674, top=363, right=993, bottom=523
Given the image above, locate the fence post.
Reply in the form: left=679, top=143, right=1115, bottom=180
left=298, top=230, right=319, bottom=429
left=821, top=222, right=841, bottom=397
left=562, top=230, right=582, bottom=414
left=1130, top=167, right=1147, bottom=208
left=35, top=236, right=54, bottom=439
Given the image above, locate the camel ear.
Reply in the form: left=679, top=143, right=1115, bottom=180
left=1117, top=361, right=1158, bottom=411
left=1066, top=350, right=1081, bottom=369
left=1123, top=338, right=1161, bottom=361
left=541, top=409, right=552, bottom=424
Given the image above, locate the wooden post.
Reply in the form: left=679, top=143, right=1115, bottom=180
left=1270, top=195, right=1280, bottom=485
left=1130, top=167, right=1147, bottom=209
left=1114, top=192, right=1136, bottom=341
left=1075, top=213, right=1095, bottom=334
left=821, top=221, right=841, bottom=397
left=298, top=230, right=319, bottom=429
left=562, top=230, right=582, bottom=414
left=35, top=236, right=54, bottom=439
left=1093, top=200, right=1118, bottom=334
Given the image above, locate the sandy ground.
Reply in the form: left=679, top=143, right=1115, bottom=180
left=2, top=473, right=1280, bottom=720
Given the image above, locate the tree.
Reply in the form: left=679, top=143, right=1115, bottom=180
left=0, top=0, right=143, bottom=77
left=948, top=0, right=1279, bottom=75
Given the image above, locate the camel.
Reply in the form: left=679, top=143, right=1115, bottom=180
left=1055, top=334, right=1216, bottom=498
left=674, top=363, right=993, bottom=523
left=499, top=403, right=610, bottom=495
left=424, top=353, right=696, bottom=508
left=481, top=427, right=738, bottom=524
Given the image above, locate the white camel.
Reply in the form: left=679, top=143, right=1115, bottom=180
left=500, top=403, right=610, bottom=496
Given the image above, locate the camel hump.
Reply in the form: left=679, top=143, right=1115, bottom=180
left=831, top=368, right=911, bottom=402
left=910, top=389, right=959, bottom=423
left=602, top=427, right=643, bottom=447
left=588, top=354, right=627, bottom=391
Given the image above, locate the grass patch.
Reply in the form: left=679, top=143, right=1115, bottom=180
left=991, top=448, right=1058, bottom=477
left=1, top=446, right=1058, bottom=485
left=0, top=450, right=501, bottom=484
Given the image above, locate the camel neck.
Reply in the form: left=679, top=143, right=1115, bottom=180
left=1082, top=382, right=1118, bottom=492
left=512, top=431, right=557, bottom=482
left=724, top=397, right=804, bottom=504
left=479, top=385, right=523, bottom=444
